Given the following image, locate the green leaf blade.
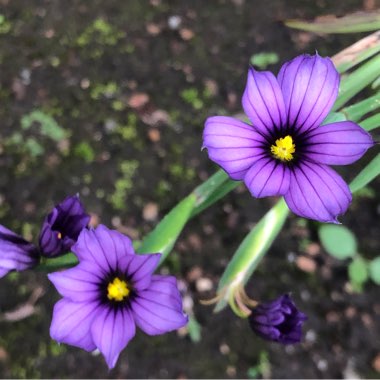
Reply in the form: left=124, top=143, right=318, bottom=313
left=136, top=194, right=196, bottom=262
left=350, top=153, right=380, bottom=193
left=369, top=257, right=380, bottom=285
left=319, top=225, right=357, bottom=260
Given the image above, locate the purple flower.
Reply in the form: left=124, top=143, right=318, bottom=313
left=48, top=224, right=188, bottom=369
left=0, top=225, right=39, bottom=278
left=39, top=194, right=90, bottom=257
left=249, top=294, right=307, bottom=345
left=203, top=54, right=374, bottom=223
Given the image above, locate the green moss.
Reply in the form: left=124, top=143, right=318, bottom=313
left=90, top=81, right=119, bottom=100
left=115, top=124, right=137, bottom=141
left=180, top=87, right=204, bottom=110
left=169, top=163, right=196, bottom=181
left=112, top=99, right=125, bottom=111
left=0, top=14, right=11, bottom=34
left=83, top=173, right=93, bottom=184
left=49, top=341, right=67, bottom=357
left=73, top=142, right=95, bottom=163
left=76, top=18, right=125, bottom=48
left=155, top=179, right=172, bottom=198
left=108, top=160, right=139, bottom=210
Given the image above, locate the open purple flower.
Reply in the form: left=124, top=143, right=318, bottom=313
left=0, top=225, right=39, bottom=278
left=39, top=194, right=90, bottom=257
left=249, top=294, right=307, bottom=345
left=48, top=224, right=188, bottom=369
left=203, top=54, right=374, bottom=222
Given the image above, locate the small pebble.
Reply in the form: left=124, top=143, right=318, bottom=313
left=142, top=202, right=159, bottom=222
left=372, top=353, right=380, bottom=373
left=317, top=359, right=328, bottom=372
left=168, top=15, right=182, bottom=30
left=195, top=277, right=213, bottom=292
left=296, top=256, right=316, bottom=273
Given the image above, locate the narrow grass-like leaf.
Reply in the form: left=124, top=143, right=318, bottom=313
left=285, top=11, right=380, bottom=34
left=333, top=53, right=380, bottom=110
left=191, top=179, right=239, bottom=217
left=372, top=75, right=380, bottom=89
left=341, top=92, right=380, bottom=122
left=350, top=153, right=380, bottom=193
left=214, top=198, right=289, bottom=312
left=359, top=113, right=380, bottom=131
left=322, top=112, right=347, bottom=125
left=137, top=194, right=196, bottom=262
left=332, top=31, right=380, bottom=73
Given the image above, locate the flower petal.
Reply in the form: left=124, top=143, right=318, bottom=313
left=48, top=261, right=102, bottom=302
left=39, top=195, right=90, bottom=258
left=91, top=307, right=135, bottom=369
left=0, top=225, right=39, bottom=277
left=242, top=68, right=287, bottom=137
left=119, top=253, right=161, bottom=291
left=303, top=121, right=374, bottom=165
left=131, top=275, right=188, bottom=335
left=50, top=299, right=99, bottom=351
left=72, top=228, right=110, bottom=273
left=278, top=54, right=339, bottom=133
left=244, top=157, right=290, bottom=198
left=203, top=116, right=267, bottom=180
left=73, top=225, right=135, bottom=273
left=284, top=162, right=352, bottom=223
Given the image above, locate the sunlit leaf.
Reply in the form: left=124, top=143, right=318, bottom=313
left=332, top=31, right=380, bottom=73
left=285, top=11, right=380, bottom=34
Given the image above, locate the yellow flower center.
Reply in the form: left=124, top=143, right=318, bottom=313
left=57, top=232, right=62, bottom=239
left=270, top=135, right=296, bottom=161
left=107, top=277, right=130, bottom=301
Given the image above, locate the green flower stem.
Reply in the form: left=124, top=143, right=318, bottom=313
left=37, top=170, right=238, bottom=271
left=214, top=198, right=289, bottom=312
left=36, top=252, right=78, bottom=272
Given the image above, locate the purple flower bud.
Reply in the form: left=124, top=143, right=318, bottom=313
left=39, top=195, right=90, bottom=257
left=249, top=294, right=307, bottom=345
left=0, top=225, right=39, bottom=278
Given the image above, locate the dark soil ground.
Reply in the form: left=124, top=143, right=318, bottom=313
left=0, top=0, right=379, bottom=378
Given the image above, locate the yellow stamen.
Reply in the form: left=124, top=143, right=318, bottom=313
left=270, top=135, right=296, bottom=161
left=107, top=277, right=130, bottom=301
left=57, top=232, right=62, bottom=239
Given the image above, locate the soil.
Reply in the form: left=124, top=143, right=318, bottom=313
left=0, top=0, right=379, bottom=378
